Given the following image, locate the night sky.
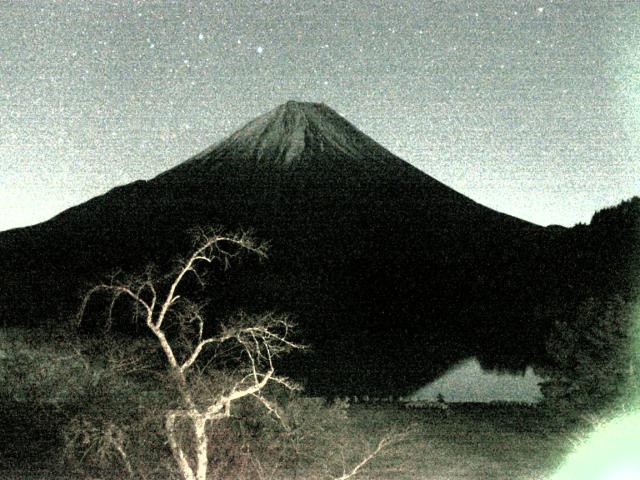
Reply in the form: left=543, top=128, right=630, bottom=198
left=1, top=0, right=639, bottom=232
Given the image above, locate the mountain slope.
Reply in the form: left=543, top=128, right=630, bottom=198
left=2, top=101, right=631, bottom=395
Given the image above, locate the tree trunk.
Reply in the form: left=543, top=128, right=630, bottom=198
left=194, top=415, right=209, bottom=480
left=166, top=412, right=197, bottom=480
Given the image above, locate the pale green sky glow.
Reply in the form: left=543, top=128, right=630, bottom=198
left=550, top=412, right=640, bottom=480
left=616, top=40, right=640, bottom=154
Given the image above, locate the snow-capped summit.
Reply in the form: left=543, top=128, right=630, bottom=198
left=159, top=101, right=411, bottom=181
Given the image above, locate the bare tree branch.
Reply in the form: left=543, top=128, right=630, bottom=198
left=180, top=337, right=218, bottom=373
left=250, top=392, right=290, bottom=428
left=331, top=429, right=413, bottom=480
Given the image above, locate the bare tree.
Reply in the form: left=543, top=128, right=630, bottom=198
left=331, top=428, right=413, bottom=480
left=78, top=230, right=303, bottom=480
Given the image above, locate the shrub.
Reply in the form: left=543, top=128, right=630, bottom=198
left=538, top=295, right=635, bottom=415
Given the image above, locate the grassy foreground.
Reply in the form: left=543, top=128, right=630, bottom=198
left=0, top=400, right=576, bottom=480
left=346, top=403, right=573, bottom=480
